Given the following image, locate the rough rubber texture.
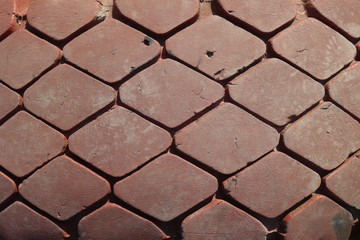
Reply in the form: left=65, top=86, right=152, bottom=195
left=0, top=0, right=359, bottom=239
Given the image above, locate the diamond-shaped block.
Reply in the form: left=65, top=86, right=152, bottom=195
left=324, top=151, right=360, bottom=209
left=63, top=19, right=160, bottom=83
left=229, top=58, right=324, bottom=126
left=0, top=0, right=15, bottom=37
left=0, top=111, right=66, bottom=177
left=182, top=199, right=267, bottom=240
left=115, top=0, right=199, bottom=35
left=69, top=106, right=172, bottom=177
left=308, top=0, right=360, bottom=39
left=19, top=155, right=110, bottom=221
left=0, top=172, right=16, bottom=204
left=224, top=152, right=320, bottom=218
left=114, top=153, right=218, bottom=221
left=217, top=0, right=297, bottom=34
left=269, top=18, right=356, bottom=80
left=326, top=62, right=360, bottom=119
left=0, top=30, right=61, bottom=89
left=0, top=202, right=68, bottom=240
left=175, top=103, right=279, bottom=174
left=78, top=203, right=166, bottom=240
left=0, top=83, right=22, bottom=120
left=166, top=15, right=266, bottom=81
left=281, top=194, right=353, bottom=240
left=120, top=59, right=224, bottom=128
left=283, top=102, right=360, bottom=170
left=27, top=0, right=102, bottom=41
left=24, top=64, right=116, bottom=131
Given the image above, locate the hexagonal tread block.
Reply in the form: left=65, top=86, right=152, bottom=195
left=27, top=0, right=102, bottom=41
left=115, top=0, right=199, bottom=35
left=24, top=64, right=116, bottom=131
left=281, top=194, right=353, bottom=240
left=217, top=0, right=297, bottom=34
left=0, top=202, right=68, bottom=240
left=0, top=111, right=66, bottom=177
left=224, top=152, right=321, bottom=218
left=78, top=203, right=167, bottom=240
left=175, top=103, right=279, bottom=174
left=283, top=102, right=360, bottom=170
left=0, top=83, right=22, bottom=120
left=114, top=153, right=218, bottom=221
left=0, top=0, right=15, bottom=37
left=0, top=172, right=16, bottom=204
left=166, top=15, right=266, bottom=81
left=120, top=59, right=224, bottom=128
left=269, top=18, right=356, bottom=80
left=182, top=199, right=267, bottom=240
left=324, top=151, right=360, bottom=209
left=64, top=19, right=160, bottom=83
left=69, top=106, right=172, bottom=177
left=0, top=29, right=61, bottom=89
left=228, top=58, right=324, bottom=126
left=326, top=62, right=360, bottom=119
left=19, top=155, right=110, bottom=221
left=308, top=0, right=360, bottom=39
